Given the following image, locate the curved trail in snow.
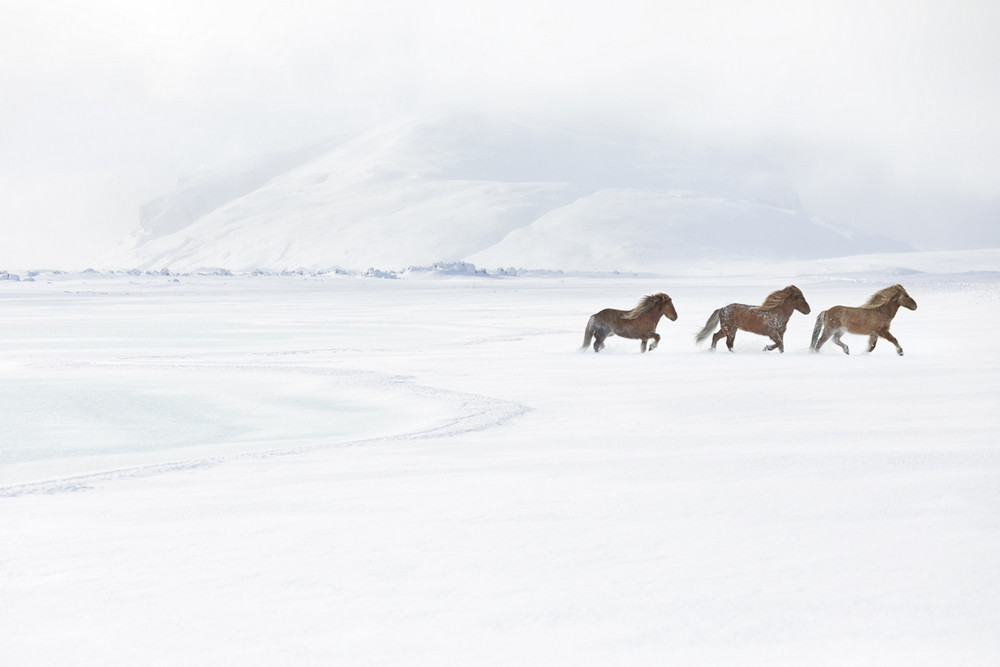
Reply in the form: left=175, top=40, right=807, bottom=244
left=0, top=363, right=529, bottom=498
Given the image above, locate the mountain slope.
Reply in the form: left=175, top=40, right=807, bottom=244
left=102, top=115, right=908, bottom=272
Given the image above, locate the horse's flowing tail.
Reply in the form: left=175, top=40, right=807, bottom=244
left=694, top=309, right=720, bottom=345
left=581, top=315, right=596, bottom=351
left=810, top=310, right=827, bottom=350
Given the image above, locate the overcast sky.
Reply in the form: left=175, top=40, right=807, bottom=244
left=2, top=0, right=999, bottom=268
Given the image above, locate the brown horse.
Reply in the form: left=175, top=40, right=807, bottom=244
left=811, top=284, right=917, bottom=355
left=581, top=293, right=678, bottom=353
left=695, top=285, right=811, bottom=353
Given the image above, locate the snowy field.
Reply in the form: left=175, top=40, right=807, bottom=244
left=2, top=251, right=999, bottom=665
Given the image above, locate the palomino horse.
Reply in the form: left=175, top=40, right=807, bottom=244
left=581, top=293, right=678, bottom=353
left=811, top=284, right=917, bottom=355
left=695, top=285, right=811, bottom=353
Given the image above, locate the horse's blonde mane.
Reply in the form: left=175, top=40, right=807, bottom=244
left=860, top=284, right=905, bottom=308
left=756, top=285, right=801, bottom=311
left=624, top=292, right=670, bottom=319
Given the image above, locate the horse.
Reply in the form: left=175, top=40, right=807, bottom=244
left=810, top=284, right=917, bottom=355
left=695, top=285, right=811, bottom=353
left=581, top=292, right=678, bottom=353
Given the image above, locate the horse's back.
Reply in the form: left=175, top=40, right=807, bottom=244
left=826, top=305, right=883, bottom=334
left=722, top=303, right=771, bottom=335
left=593, top=307, right=649, bottom=340
left=592, top=308, right=629, bottom=328
left=718, top=303, right=750, bottom=323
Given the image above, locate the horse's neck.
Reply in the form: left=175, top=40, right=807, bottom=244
left=880, top=296, right=902, bottom=319
left=774, top=298, right=797, bottom=320
left=645, top=307, right=666, bottom=322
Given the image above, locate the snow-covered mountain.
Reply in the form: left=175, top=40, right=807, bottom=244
left=102, top=115, right=908, bottom=273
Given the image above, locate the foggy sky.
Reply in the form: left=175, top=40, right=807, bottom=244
left=3, top=0, right=999, bottom=268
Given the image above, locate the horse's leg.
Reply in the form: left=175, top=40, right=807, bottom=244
left=764, top=334, right=784, bottom=352
left=593, top=331, right=607, bottom=352
left=725, top=330, right=736, bottom=352
left=833, top=332, right=850, bottom=355
left=640, top=338, right=648, bottom=353
left=647, top=332, right=660, bottom=351
left=877, top=328, right=903, bottom=355
left=711, top=329, right=725, bottom=351
left=867, top=334, right=878, bottom=353
left=814, top=327, right=833, bottom=352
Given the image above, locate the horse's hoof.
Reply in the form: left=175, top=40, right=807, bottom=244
left=898, top=349, right=904, bottom=356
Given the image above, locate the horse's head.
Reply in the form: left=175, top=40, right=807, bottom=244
left=658, top=293, right=678, bottom=321
left=893, top=285, right=918, bottom=310
left=789, top=285, right=811, bottom=315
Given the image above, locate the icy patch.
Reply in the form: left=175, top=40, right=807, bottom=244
left=0, top=365, right=527, bottom=495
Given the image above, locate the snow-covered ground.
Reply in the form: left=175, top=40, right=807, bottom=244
left=2, top=251, right=998, bottom=665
